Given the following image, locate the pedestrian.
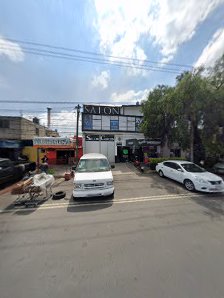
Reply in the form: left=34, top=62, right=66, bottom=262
left=40, top=155, right=48, bottom=173
left=41, top=155, right=48, bottom=163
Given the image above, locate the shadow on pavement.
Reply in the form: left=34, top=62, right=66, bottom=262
left=136, top=171, right=189, bottom=194
left=67, top=196, right=113, bottom=213
left=2, top=197, right=49, bottom=215
left=191, top=193, right=224, bottom=219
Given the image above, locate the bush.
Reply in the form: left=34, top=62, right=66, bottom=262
left=47, top=168, right=55, bottom=175
left=148, top=157, right=185, bottom=170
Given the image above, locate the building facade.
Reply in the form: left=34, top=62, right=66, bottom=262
left=33, top=137, right=83, bottom=165
left=82, top=104, right=145, bottom=163
left=0, top=116, right=59, bottom=162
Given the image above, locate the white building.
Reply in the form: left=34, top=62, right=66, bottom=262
left=82, top=104, right=145, bottom=163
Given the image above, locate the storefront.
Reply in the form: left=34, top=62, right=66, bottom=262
left=82, top=104, right=145, bottom=163
left=33, top=137, right=83, bottom=165
left=126, top=138, right=161, bottom=162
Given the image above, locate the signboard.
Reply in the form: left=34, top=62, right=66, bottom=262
left=85, top=135, right=114, bottom=141
left=126, top=139, right=161, bottom=147
left=85, top=135, right=100, bottom=141
left=138, top=139, right=161, bottom=146
left=101, top=135, right=114, bottom=141
left=33, top=137, right=71, bottom=146
left=83, top=105, right=120, bottom=115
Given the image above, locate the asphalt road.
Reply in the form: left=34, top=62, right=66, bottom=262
left=1, top=164, right=224, bottom=298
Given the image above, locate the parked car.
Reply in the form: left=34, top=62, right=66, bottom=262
left=212, top=162, right=224, bottom=175
left=156, top=160, right=224, bottom=193
left=73, top=153, right=115, bottom=199
left=0, top=158, right=24, bottom=185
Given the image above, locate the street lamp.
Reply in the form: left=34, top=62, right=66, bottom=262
left=75, top=104, right=81, bottom=165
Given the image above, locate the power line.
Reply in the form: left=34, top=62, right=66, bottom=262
left=0, top=109, right=76, bottom=113
left=5, top=37, right=193, bottom=69
left=0, top=100, right=137, bottom=105
left=0, top=100, right=79, bottom=104
left=0, top=45, right=183, bottom=75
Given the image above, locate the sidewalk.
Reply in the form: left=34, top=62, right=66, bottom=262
left=48, top=164, right=73, bottom=178
left=0, top=165, right=72, bottom=207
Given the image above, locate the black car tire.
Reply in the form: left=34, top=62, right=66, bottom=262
left=53, top=191, right=66, bottom=200
left=158, top=170, right=164, bottom=178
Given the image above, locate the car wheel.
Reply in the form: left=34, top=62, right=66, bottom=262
left=158, top=170, right=164, bottom=178
left=184, top=179, right=195, bottom=191
left=53, top=191, right=66, bottom=200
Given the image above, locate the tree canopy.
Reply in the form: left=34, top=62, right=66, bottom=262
left=141, top=55, right=224, bottom=161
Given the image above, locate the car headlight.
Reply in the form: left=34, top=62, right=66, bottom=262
left=195, top=177, right=208, bottom=184
left=74, top=183, right=82, bottom=189
left=107, top=181, right=113, bottom=186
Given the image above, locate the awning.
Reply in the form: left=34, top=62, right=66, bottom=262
left=0, top=140, right=23, bottom=148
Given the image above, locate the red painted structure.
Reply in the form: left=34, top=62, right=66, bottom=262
left=33, top=137, right=83, bottom=165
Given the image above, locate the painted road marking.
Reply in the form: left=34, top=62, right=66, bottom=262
left=113, top=171, right=135, bottom=175
left=0, top=193, right=204, bottom=213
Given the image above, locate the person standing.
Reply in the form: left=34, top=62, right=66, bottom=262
left=40, top=155, right=48, bottom=173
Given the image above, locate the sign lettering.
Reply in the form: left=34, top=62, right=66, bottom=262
left=83, top=105, right=120, bottom=115
left=33, top=137, right=71, bottom=146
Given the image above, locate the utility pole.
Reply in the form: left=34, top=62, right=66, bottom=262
left=75, top=104, right=81, bottom=165
left=47, top=107, right=52, bottom=128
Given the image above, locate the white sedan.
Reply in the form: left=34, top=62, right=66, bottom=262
left=156, top=160, right=224, bottom=193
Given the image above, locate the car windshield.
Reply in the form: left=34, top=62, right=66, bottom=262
left=76, top=158, right=110, bottom=172
left=181, top=163, right=206, bottom=173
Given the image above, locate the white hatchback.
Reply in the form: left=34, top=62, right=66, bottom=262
left=73, top=153, right=115, bottom=199
left=156, top=160, right=224, bottom=193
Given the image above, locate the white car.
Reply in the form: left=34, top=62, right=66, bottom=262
left=156, top=160, right=224, bottom=193
left=73, top=153, right=115, bottom=199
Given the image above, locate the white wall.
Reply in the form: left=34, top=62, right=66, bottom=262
left=83, top=135, right=115, bottom=163
left=122, top=106, right=143, bottom=116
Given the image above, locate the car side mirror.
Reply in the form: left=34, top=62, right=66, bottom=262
left=111, top=165, right=115, bottom=169
left=177, top=168, right=183, bottom=172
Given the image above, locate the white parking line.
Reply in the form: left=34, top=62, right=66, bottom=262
left=0, top=193, right=203, bottom=213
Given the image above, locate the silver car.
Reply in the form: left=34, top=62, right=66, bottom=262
left=213, top=162, right=224, bottom=175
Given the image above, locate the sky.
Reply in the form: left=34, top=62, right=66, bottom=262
left=0, top=0, right=224, bottom=136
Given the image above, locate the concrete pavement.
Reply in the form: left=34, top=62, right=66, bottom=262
left=1, top=163, right=224, bottom=298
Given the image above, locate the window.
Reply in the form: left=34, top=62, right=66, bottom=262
left=76, top=158, right=110, bottom=173
left=0, top=119, right=10, bottom=128
left=172, top=163, right=182, bottom=171
left=163, top=162, right=174, bottom=168
left=35, top=128, right=39, bottom=136
left=181, top=163, right=206, bottom=173
left=83, top=114, right=93, bottom=130
left=110, top=120, right=119, bottom=131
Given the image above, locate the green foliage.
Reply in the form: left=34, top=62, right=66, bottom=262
left=141, top=85, right=175, bottom=145
left=148, top=157, right=186, bottom=170
left=142, top=54, right=224, bottom=160
left=47, top=168, right=55, bottom=175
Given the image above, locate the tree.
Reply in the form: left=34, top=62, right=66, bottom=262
left=202, top=55, right=224, bottom=157
left=141, top=85, right=175, bottom=146
left=171, top=69, right=210, bottom=162
left=141, top=55, right=224, bottom=162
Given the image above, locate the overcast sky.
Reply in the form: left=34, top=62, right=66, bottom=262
left=0, top=0, right=224, bottom=135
